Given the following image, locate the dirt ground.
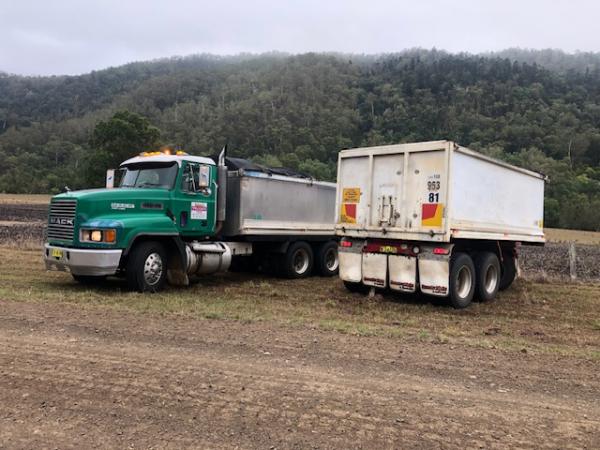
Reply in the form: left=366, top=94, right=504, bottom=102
left=1, top=299, right=599, bottom=449
left=1, top=197, right=599, bottom=449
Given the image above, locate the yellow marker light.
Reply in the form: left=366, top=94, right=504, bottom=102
left=90, top=230, right=102, bottom=242
left=104, top=229, right=116, bottom=243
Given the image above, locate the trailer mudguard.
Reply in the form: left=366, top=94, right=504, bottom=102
left=362, top=252, right=387, bottom=288
left=389, top=254, right=417, bottom=293
left=418, top=253, right=450, bottom=296
left=338, top=246, right=362, bottom=283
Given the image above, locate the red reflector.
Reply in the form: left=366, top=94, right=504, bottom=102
left=433, top=247, right=449, bottom=255
left=340, top=241, right=353, bottom=248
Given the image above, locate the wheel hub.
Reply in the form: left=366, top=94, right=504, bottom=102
left=324, top=247, right=339, bottom=271
left=143, top=252, right=163, bottom=286
left=293, top=249, right=310, bottom=274
left=456, top=266, right=472, bottom=298
left=484, top=264, right=499, bottom=293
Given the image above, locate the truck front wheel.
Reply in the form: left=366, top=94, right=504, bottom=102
left=449, top=252, right=476, bottom=309
left=126, top=241, right=168, bottom=292
left=283, top=241, right=313, bottom=278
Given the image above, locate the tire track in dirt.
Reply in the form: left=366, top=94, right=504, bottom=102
left=1, top=300, right=599, bottom=449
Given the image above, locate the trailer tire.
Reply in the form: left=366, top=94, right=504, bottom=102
left=283, top=241, right=313, bottom=278
left=343, top=280, right=370, bottom=294
left=126, top=241, right=168, bottom=292
left=72, top=274, right=106, bottom=285
left=449, top=252, right=476, bottom=309
left=474, top=252, right=501, bottom=302
left=315, top=241, right=339, bottom=276
left=499, top=255, right=517, bottom=291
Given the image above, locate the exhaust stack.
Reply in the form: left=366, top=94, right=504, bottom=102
left=216, top=145, right=228, bottom=226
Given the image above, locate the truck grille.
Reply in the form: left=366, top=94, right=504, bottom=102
left=47, top=199, right=77, bottom=241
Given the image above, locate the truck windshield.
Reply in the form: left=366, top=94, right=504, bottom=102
left=120, top=162, right=178, bottom=189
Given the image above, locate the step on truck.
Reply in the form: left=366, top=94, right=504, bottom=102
left=44, top=148, right=339, bottom=291
left=335, top=140, right=545, bottom=308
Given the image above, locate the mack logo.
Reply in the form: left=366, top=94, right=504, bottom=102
left=49, top=216, right=74, bottom=226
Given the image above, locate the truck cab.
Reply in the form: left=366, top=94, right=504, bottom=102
left=44, top=151, right=222, bottom=289
left=44, top=149, right=339, bottom=291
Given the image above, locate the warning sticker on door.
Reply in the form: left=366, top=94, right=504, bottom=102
left=342, top=187, right=361, bottom=203
left=191, top=202, right=207, bottom=220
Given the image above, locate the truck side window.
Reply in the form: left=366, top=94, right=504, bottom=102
left=182, top=163, right=210, bottom=193
left=181, top=163, right=197, bottom=192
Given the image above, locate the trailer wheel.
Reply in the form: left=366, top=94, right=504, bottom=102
left=126, top=241, right=167, bottom=292
left=499, top=255, right=517, bottom=291
left=474, top=252, right=501, bottom=301
left=449, top=252, right=476, bottom=309
left=343, top=280, right=369, bottom=294
left=283, top=241, right=313, bottom=278
left=315, top=241, right=339, bottom=276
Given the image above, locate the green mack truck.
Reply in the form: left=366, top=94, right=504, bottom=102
left=44, top=148, right=339, bottom=291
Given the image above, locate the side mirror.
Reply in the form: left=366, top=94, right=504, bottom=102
left=106, top=169, right=115, bottom=189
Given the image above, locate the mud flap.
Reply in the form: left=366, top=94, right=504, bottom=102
left=418, top=255, right=449, bottom=297
left=339, top=251, right=362, bottom=283
left=389, top=254, right=417, bottom=293
left=362, top=252, right=387, bottom=288
left=167, top=250, right=189, bottom=286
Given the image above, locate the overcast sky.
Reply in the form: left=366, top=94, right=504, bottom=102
left=1, top=0, right=598, bottom=76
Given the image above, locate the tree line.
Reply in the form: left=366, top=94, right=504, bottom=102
left=1, top=50, right=600, bottom=230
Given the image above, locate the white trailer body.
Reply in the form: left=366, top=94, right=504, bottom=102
left=335, top=140, right=545, bottom=308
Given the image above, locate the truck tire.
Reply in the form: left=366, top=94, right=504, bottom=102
left=126, top=241, right=168, bottom=292
left=283, top=241, right=313, bottom=279
left=474, top=252, right=501, bottom=302
left=499, top=255, right=517, bottom=291
left=343, top=280, right=370, bottom=294
left=315, top=241, right=339, bottom=276
left=72, top=274, right=106, bottom=285
left=448, top=252, right=476, bottom=309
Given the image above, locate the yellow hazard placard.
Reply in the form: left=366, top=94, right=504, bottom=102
left=342, top=187, right=361, bottom=203
left=340, top=203, right=357, bottom=224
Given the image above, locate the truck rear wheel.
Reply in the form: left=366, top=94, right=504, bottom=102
left=315, top=241, right=339, bottom=276
left=126, top=241, right=168, bottom=292
left=474, top=252, right=501, bottom=301
left=449, top=252, right=476, bottom=309
left=283, top=241, right=313, bottom=278
left=499, top=255, right=517, bottom=291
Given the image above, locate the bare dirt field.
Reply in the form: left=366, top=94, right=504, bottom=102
left=1, top=196, right=599, bottom=448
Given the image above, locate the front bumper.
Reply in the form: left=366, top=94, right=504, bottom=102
left=44, top=244, right=123, bottom=276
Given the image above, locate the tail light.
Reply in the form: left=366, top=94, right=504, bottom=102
left=340, top=240, right=353, bottom=248
left=433, top=247, right=449, bottom=255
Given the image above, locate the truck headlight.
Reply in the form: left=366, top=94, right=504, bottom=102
left=81, top=229, right=117, bottom=243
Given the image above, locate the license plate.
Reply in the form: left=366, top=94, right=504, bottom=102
left=51, top=248, right=63, bottom=259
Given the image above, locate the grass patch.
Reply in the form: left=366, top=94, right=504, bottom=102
left=2, top=245, right=599, bottom=360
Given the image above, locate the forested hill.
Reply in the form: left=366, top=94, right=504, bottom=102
left=1, top=50, right=600, bottom=230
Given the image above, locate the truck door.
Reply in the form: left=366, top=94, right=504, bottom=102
left=172, top=161, right=216, bottom=236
